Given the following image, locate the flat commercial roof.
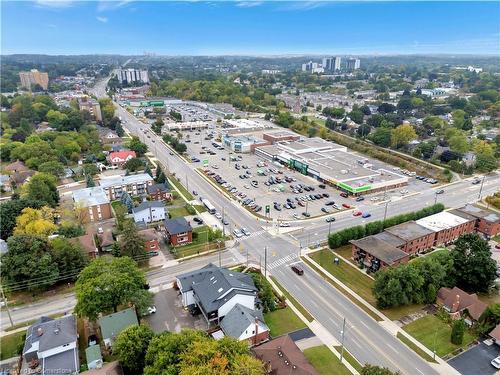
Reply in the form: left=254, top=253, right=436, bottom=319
left=385, top=221, right=435, bottom=241
left=73, top=187, right=109, bottom=207
left=455, top=204, right=500, bottom=224
left=351, top=236, right=409, bottom=264
left=416, top=211, right=471, bottom=232
left=99, top=173, right=153, bottom=188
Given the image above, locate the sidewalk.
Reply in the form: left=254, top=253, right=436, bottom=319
left=303, top=254, right=461, bottom=375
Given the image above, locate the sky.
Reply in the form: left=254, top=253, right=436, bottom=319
left=1, top=1, right=499, bottom=55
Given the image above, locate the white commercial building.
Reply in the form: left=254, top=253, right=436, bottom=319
left=118, top=69, right=149, bottom=84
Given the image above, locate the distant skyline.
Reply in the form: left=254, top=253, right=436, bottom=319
left=1, top=1, right=499, bottom=56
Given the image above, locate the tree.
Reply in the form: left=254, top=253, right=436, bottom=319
left=377, top=103, right=396, bottom=114
left=124, top=157, right=145, bottom=172
left=451, top=319, right=465, bottom=345
left=369, top=127, right=392, bottom=147
left=86, top=173, right=95, bottom=187
left=38, top=160, right=65, bottom=178
left=448, top=134, right=469, bottom=155
left=357, top=124, right=371, bottom=137
left=74, top=257, right=152, bottom=320
left=361, top=365, right=399, bottom=375
left=449, top=233, right=496, bottom=293
left=58, top=222, right=85, bottom=238
left=119, top=220, right=146, bottom=262
left=391, top=124, right=417, bottom=148
left=114, top=325, right=154, bottom=374
left=151, top=117, right=164, bottom=135
left=114, top=204, right=129, bottom=231
left=144, top=164, right=153, bottom=178
left=0, top=235, right=59, bottom=291
left=22, top=172, right=59, bottom=207
left=348, top=109, right=364, bottom=124
left=475, top=152, right=497, bottom=172
left=14, top=206, right=57, bottom=237
left=128, top=136, right=148, bottom=156
left=120, top=191, right=134, bottom=213
left=0, top=198, right=44, bottom=240
left=50, top=237, right=88, bottom=280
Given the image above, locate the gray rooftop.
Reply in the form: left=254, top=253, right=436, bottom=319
left=385, top=221, right=435, bottom=241
left=147, top=183, right=170, bottom=194
left=24, top=315, right=77, bottom=354
left=164, top=217, right=192, bottom=235
left=99, top=173, right=153, bottom=189
left=456, top=204, right=500, bottom=223
left=351, top=236, right=409, bottom=264
left=220, top=303, right=267, bottom=339
left=373, top=231, right=406, bottom=248
left=42, top=348, right=79, bottom=375
left=72, top=187, right=109, bottom=207
left=132, top=200, right=165, bottom=214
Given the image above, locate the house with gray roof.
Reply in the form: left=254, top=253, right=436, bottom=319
left=219, top=303, right=269, bottom=345
left=176, top=263, right=258, bottom=326
left=22, top=315, right=79, bottom=375
left=132, top=200, right=166, bottom=224
left=164, top=217, right=192, bottom=246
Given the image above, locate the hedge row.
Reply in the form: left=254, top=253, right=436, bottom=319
left=328, top=203, right=445, bottom=249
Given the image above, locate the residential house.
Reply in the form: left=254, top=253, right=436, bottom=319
left=100, top=130, right=121, bottom=144
left=5, top=160, right=35, bottom=186
left=22, top=315, right=79, bottom=375
left=107, top=151, right=136, bottom=168
left=138, top=228, right=160, bottom=252
left=147, top=183, right=172, bottom=201
left=98, top=230, right=115, bottom=253
left=99, top=173, right=153, bottom=200
left=132, top=200, right=167, bottom=224
left=99, top=308, right=138, bottom=348
left=252, top=335, right=319, bottom=375
left=0, top=174, right=12, bottom=192
left=163, top=217, right=192, bottom=246
left=489, top=325, right=500, bottom=346
left=72, top=187, right=112, bottom=223
left=5, top=160, right=29, bottom=173
left=176, top=263, right=258, bottom=326
left=436, top=286, right=487, bottom=325
left=70, top=233, right=98, bottom=258
left=219, top=303, right=269, bottom=345
left=35, top=122, right=55, bottom=133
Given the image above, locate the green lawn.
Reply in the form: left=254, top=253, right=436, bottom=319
left=111, top=200, right=127, bottom=212
left=333, top=346, right=363, bottom=373
left=382, top=304, right=426, bottom=321
left=304, top=345, right=352, bottom=375
left=264, top=307, right=307, bottom=337
left=492, top=235, right=500, bottom=243
left=168, top=177, right=194, bottom=201
left=310, top=249, right=376, bottom=305
left=0, top=331, right=24, bottom=360
left=270, top=276, right=314, bottom=322
left=403, top=315, right=477, bottom=358
left=397, top=332, right=437, bottom=363
left=410, top=249, right=449, bottom=264
left=169, top=206, right=192, bottom=218
left=169, top=225, right=225, bottom=259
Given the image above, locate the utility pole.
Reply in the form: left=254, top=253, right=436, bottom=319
left=434, top=192, right=438, bottom=205
left=383, top=200, right=390, bottom=223
left=222, top=207, right=225, bottom=238
left=185, top=175, right=189, bottom=192
left=328, top=220, right=332, bottom=236
left=340, top=317, right=346, bottom=363
left=264, top=246, right=267, bottom=278
left=478, top=175, right=486, bottom=200
left=0, top=284, right=14, bottom=328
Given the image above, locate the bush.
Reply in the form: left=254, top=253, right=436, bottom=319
left=249, top=271, right=277, bottom=312
left=451, top=319, right=465, bottom=345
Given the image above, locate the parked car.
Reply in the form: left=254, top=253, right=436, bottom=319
left=291, top=264, right=304, bottom=275
left=355, top=196, right=365, bottom=202
left=340, top=192, right=348, bottom=198
left=362, top=212, right=371, bottom=218
left=293, top=213, right=301, bottom=219
left=222, top=218, right=229, bottom=225
left=353, top=211, right=362, bottom=216
left=326, top=217, right=336, bottom=223
left=193, top=217, right=203, bottom=224
left=342, top=203, right=351, bottom=209
left=472, top=179, right=481, bottom=185
left=436, top=189, right=445, bottom=194
left=321, top=207, right=329, bottom=213
left=233, top=229, right=243, bottom=238
left=241, top=228, right=250, bottom=236
left=279, top=222, right=291, bottom=227
left=147, top=305, right=157, bottom=314
left=302, top=212, right=311, bottom=217
left=491, top=356, right=500, bottom=369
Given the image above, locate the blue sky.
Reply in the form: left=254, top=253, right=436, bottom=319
left=1, top=1, right=499, bottom=55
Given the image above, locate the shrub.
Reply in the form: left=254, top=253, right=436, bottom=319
left=451, top=319, right=465, bottom=345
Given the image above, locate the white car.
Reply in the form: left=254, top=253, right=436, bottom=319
left=233, top=229, right=244, bottom=238
left=146, top=305, right=157, bottom=315
left=279, top=222, right=291, bottom=227
left=370, top=197, right=379, bottom=201
left=293, top=213, right=301, bottom=219
left=244, top=185, right=250, bottom=189
left=241, top=228, right=250, bottom=236
left=215, top=213, right=222, bottom=220
left=491, top=356, right=500, bottom=369
left=400, top=190, right=409, bottom=195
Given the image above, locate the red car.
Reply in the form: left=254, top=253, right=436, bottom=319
left=353, top=211, right=362, bottom=216
left=496, top=243, right=500, bottom=249
left=340, top=192, right=348, bottom=198
left=342, top=203, right=351, bottom=209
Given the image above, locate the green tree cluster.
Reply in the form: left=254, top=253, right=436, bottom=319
left=249, top=272, right=276, bottom=313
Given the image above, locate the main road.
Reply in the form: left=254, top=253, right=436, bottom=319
left=4, top=78, right=496, bottom=374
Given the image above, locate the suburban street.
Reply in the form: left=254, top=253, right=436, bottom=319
left=1, top=77, right=495, bottom=374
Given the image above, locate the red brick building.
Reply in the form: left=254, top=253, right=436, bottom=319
left=384, top=221, right=435, bottom=255
left=139, top=228, right=160, bottom=252
left=416, top=211, right=476, bottom=246
left=452, top=204, right=500, bottom=238
left=351, top=234, right=410, bottom=271
left=437, top=286, right=487, bottom=325
left=147, top=183, right=172, bottom=201
left=164, top=217, right=192, bottom=246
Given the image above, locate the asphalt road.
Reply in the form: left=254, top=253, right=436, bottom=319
left=2, top=78, right=494, bottom=374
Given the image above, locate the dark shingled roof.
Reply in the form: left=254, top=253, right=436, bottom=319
left=164, top=217, right=192, bottom=235
left=350, top=236, right=409, bottom=265
left=147, top=183, right=170, bottom=194
left=220, top=303, right=267, bottom=339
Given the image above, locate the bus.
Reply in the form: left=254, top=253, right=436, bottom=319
left=201, top=198, right=216, bottom=214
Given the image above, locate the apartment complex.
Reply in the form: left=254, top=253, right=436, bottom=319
left=322, top=56, right=342, bottom=71
left=117, top=68, right=149, bottom=84
left=451, top=204, right=500, bottom=238
left=99, top=173, right=154, bottom=200
left=346, top=58, right=361, bottom=70
left=351, top=210, right=480, bottom=271
left=72, top=187, right=112, bottom=223
left=19, top=69, right=49, bottom=90
left=78, top=97, right=102, bottom=122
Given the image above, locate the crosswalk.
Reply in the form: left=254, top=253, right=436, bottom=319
left=267, top=253, right=299, bottom=270
left=239, top=229, right=267, bottom=241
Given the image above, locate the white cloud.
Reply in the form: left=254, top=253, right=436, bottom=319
left=34, top=0, right=74, bottom=8
left=236, top=1, right=263, bottom=8
left=278, top=1, right=330, bottom=11
left=96, top=16, right=108, bottom=23
left=97, top=0, right=133, bottom=12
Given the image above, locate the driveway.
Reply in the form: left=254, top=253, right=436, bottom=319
left=144, top=287, right=207, bottom=334
left=448, top=341, right=500, bottom=375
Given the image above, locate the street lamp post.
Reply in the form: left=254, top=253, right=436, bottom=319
left=328, top=220, right=332, bottom=236
left=340, top=317, right=346, bottom=363
left=383, top=200, right=390, bottom=223
left=478, top=175, right=486, bottom=200
left=434, top=191, right=438, bottom=205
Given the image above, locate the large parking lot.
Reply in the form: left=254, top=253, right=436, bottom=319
left=167, top=127, right=442, bottom=221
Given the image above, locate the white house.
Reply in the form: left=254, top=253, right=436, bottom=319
left=22, top=316, right=79, bottom=375
left=219, top=303, right=270, bottom=345
left=176, top=263, right=258, bottom=326
left=132, top=201, right=167, bottom=224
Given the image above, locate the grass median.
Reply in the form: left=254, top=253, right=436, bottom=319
left=304, top=345, right=352, bottom=375
left=270, top=276, right=314, bottom=322
left=168, top=177, right=194, bottom=201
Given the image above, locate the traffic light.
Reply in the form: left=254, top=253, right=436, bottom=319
left=265, top=205, right=270, bottom=214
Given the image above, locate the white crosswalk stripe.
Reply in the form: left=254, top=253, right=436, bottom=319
left=239, top=230, right=267, bottom=241
left=267, top=253, right=299, bottom=270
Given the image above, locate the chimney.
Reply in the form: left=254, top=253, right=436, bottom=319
left=37, top=327, right=43, bottom=336
left=452, top=294, right=460, bottom=312
left=254, top=316, right=259, bottom=345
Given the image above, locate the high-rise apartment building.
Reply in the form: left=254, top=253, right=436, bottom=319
left=346, top=58, right=361, bottom=71
left=19, top=69, right=49, bottom=90
left=78, top=96, right=103, bottom=122
left=322, top=57, right=342, bottom=71
left=117, top=69, right=149, bottom=84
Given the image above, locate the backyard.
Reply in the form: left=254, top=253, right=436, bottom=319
left=303, top=345, right=352, bottom=375
left=0, top=331, right=24, bottom=360
left=403, top=314, right=477, bottom=358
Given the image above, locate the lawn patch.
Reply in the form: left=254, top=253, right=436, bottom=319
left=333, top=346, right=363, bottom=373
left=270, top=276, right=314, bottom=322
left=0, top=331, right=24, bottom=360
left=304, top=345, right=352, bottom=375
left=168, top=177, right=194, bottom=201
left=397, top=332, right=437, bottom=363
left=403, top=315, right=477, bottom=358
left=264, top=307, right=306, bottom=337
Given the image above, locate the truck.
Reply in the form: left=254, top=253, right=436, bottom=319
left=201, top=198, right=216, bottom=214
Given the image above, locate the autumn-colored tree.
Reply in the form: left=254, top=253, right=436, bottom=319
left=14, top=206, right=57, bottom=237
left=391, top=123, right=417, bottom=148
